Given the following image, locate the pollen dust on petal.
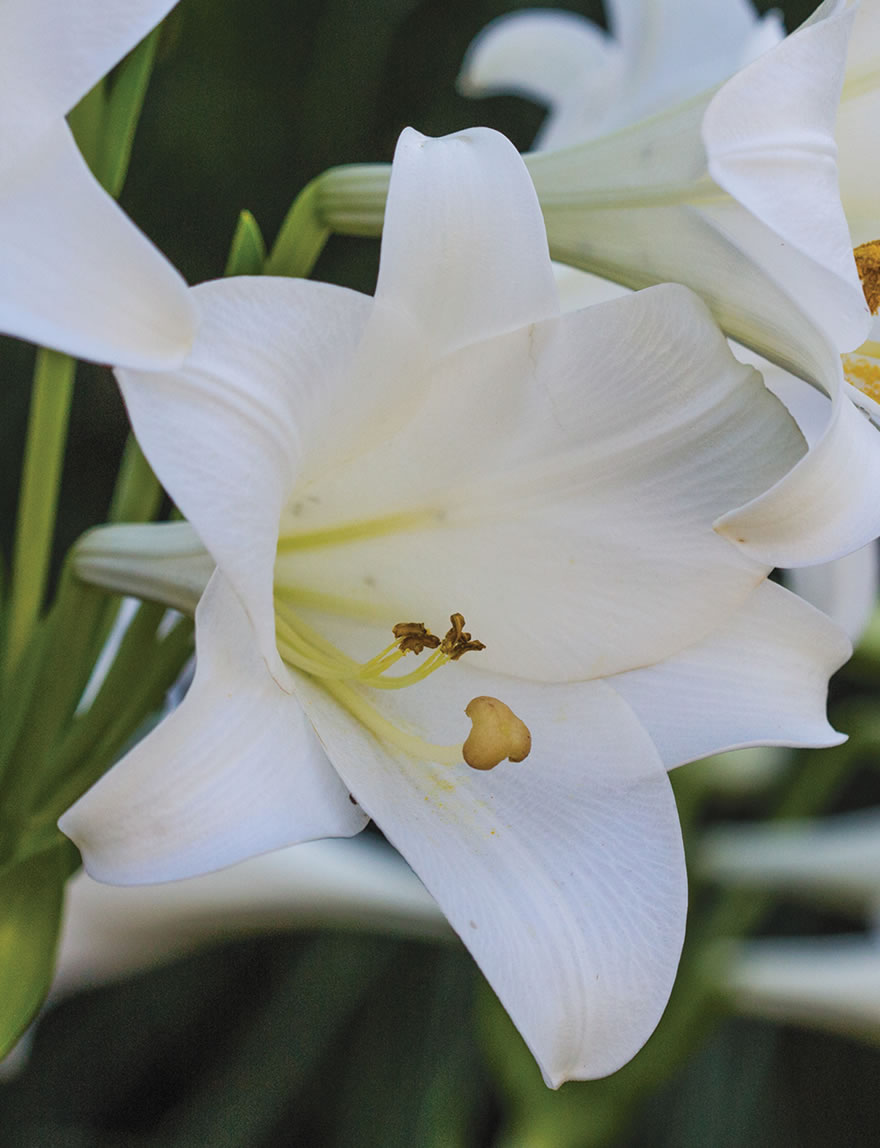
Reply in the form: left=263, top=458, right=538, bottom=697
left=854, top=241, right=880, bottom=315
left=843, top=353, right=880, bottom=403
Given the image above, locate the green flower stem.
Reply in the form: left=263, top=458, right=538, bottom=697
left=264, top=176, right=332, bottom=278
left=4, top=350, right=75, bottom=679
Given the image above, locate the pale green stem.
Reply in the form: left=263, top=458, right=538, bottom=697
left=264, top=176, right=332, bottom=278
left=4, top=350, right=75, bottom=677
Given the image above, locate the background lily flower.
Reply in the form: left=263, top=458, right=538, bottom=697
left=60, top=126, right=853, bottom=1085
left=0, top=0, right=194, bottom=366
left=460, top=0, right=871, bottom=366
left=459, top=0, right=785, bottom=149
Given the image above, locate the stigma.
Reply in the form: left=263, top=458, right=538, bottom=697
left=463, top=696, right=532, bottom=770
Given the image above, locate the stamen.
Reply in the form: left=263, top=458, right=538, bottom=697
left=854, top=241, right=880, bottom=315
left=272, top=595, right=508, bottom=766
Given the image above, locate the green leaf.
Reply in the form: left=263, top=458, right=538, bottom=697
left=0, top=837, right=77, bottom=1058
left=97, top=27, right=161, bottom=198
left=224, top=210, right=267, bottom=276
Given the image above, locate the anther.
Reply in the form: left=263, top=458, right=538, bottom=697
left=462, top=696, right=531, bottom=771
left=854, top=241, right=880, bottom=315
left=440, top=613, right=486, bottom=660
left=391, top=622, right=441, bottom=655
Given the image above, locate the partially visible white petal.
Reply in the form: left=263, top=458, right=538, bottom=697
left=726, top=936, right=880, bottom=1040
left=838, top=0, right=880, bottom=248
left=54, top=837, right=445, bottom=997
left=700, top=808, right=880, bottom=910
left=59, top=574, right=368, bottom=885
left=741, top=9, right=787, bottom=65
left=293, top=665, right=686, bottom=1085
left=116, top=278, right=371, bottom=682
left=607, top=580, right=849, bottom=769
left=457, top=9, right=619, bottom=138
left=376, top=128, right=559, bottom=359
left=785, top=544, right=878, bottom=643
left=277, top=284, right=803, bottom=681
left=0, top=0, right=179, bottom=135
left=74, top=522, right=214, bottom=615
left=552, top=264, right=631, bottom=310
left=716, top=381, right=880, bottom=566
left=605, top=0, right=771, bottom=128
left=702, top=2, right=868, bottom=351
left=0, top=122, right=193, bottom=367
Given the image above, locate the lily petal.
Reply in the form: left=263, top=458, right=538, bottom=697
left=702, top=0, right=865, bottom=352
left=608, top=580, right=849, bottom=769
left=116, top=278, right=372, bottom=681
left=276, top=284, right=802, bottom=680
left=458, top=9, right=617, bottom=107
left=837, top=0, right=880, bottom=245
left=59, top=573, right=368, bottom=884
left=375, top=127, right=559, bottom=358
left=293, top=666, right=686, bottom=1085
left=605, top=0, right=776, bottom=128
left=0, top=0, right=180, bottom=132
left=458, top=10, right=622, bottom=149
left=0, top=122, right=193, bottom=367
left=54, top=837, right=446, bottom=998
left=785, top=544, right=878, bottom=643
left=716, top=381, right=880, bottom=566
left=726, top=936, right=880, bottom=1041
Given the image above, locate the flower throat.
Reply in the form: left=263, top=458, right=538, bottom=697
left=273, top=600, right=530, bottom=770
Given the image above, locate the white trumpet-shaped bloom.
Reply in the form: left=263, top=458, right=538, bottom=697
left=61, top=128, right=853, bottom=1085
left=0, top=0, right=194, bottom=365
left=461, top=0, right=872, bottom=365
left=464, top=2, right=880, bottom=622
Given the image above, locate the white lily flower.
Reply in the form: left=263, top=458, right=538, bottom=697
left=460, top=1, right=784, bottom=148
left=0, top=0, right=194, bottom=366
left=461, top=0, right=872, bottom=365
left=700, top=808, right=880, bottom=914
left=60, top=127, right=853, bottom=1085
left=54, top=836, right=446, bottom=1000
left=458, top=0, right=880, bottom=580
left=724, top=936, right=880, bottom=1042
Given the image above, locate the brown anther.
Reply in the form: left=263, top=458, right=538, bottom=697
left=854, top=241, right=880, bottom=314
left=392, top=622, right=441, bottom=656
left=463, top=697, right=531, bottom=770
left=440, top=613, right=486, bottom=660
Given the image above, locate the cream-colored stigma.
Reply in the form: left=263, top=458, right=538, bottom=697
left=854, top=241, right=880, bottom=315
left=463, top=696, right=532, bottom=771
